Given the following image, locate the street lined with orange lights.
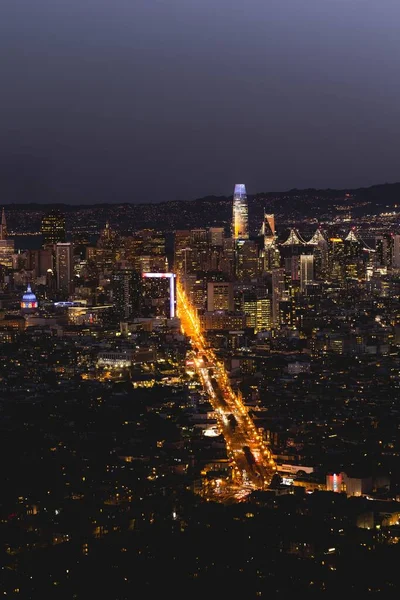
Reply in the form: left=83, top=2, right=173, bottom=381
left=177, top=281, right=276, bottom=496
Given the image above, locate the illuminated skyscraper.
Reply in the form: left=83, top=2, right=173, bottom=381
left=260, top=212, right=275, bottom=245
left=112, top=268, right=141, bottom=321
left=393, top=234, right=400, bottom=269
left=232, top=184, right=249, bottom=240
left=0, top=208, right=7, bottom=240
left=272, top=268, right=285, bottom=328
left=41, top=210, right=66, bottom=246
left=207, top=281, right=234, bottom=312
left=259, top=212, right=280, bottom=272
left=300, top=254, right=314, bottom=292
left=55, top=243, right=73, bottom=295
left=243, top=293, right=272, bottom=332
left=0, top=208, right=14, bottom=268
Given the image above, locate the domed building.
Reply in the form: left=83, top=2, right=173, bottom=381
left=21, top=284, right=38, bottom=312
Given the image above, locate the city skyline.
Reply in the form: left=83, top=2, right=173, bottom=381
left=2, top=1, right=400, bottom=595
left=1, top=187, right=400, bottom=595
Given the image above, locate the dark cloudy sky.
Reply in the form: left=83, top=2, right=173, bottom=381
left=1, top=0, right=400, bottom=203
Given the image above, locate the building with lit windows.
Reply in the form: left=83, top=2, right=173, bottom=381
left=272, top=268, right=285, bottom=328
left=199, top=311, right=247, bottom=331
left=208, top=227, right=224, bottom=247
left=97, top=351, right=133, bottom=370
left=174, top=230, right=192, bottom=275
left=328, top=238, right=346, bottom=282
left=207, top=281, right=234, bottom=312
left=300, top=254, right=314, bottom=292
left=41, top=210, right=66, bottom=246
left=232, top=183, right=249, bottom=240
left=235, top=239, right=260, bottom=279
left=260, top=212, right=275, bottom=246
left=142, top=272, right=176, bottom=318
left=243, top=294, right=272, bottom=332
left=112, top=268, right=141, bottom=321
left=393, top=234, right=400, bottom=269
left=0, top=208, right=14, bottom=268
left=55, top=243, right=73, bottom=295
left=375, top=233, right=393, bottom=268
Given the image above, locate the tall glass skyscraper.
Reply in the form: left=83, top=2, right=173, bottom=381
left=232, top=183, right=249, bottom=240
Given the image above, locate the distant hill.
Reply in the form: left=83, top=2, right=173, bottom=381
left=3, top=182, right=400, bottom=234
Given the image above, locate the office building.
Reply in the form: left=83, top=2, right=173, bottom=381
left=0, top=208, right=7, bottom=240
left=199, top=311, right=247, bottom=331
left=243, top=294, right=272, bottom=332
left=112, top=268, right=141, bottom=321
left=285, top=255, right=300, bottom=281
left=328, top=238, right=346, bottom=282
left=0, top=208, right=14, bottom=268
left=261, top=212, right=275, bottom=245
left=42, top=210, right=66, bottom=246
left=232, top=183, right=249, bottom=240
left=55, top=243, right=73, bottom=295
left=375, top=234, right=393, bottom=268
left=256, top=297, right=272, bottom=332
left=27, top=249, right=53, bottom=278
left=142, top=272, right=176, bottom=319
left=207, top=281, right=234, bottom=312
left=393, top=234, right=400, bottom=269
left=300, top=254, right=314, bottom=292
left=208, top=227, right=225, bottom=247
left=272, top=268, right=285, bottom=328
left=236, top=239, right=260, bottom=279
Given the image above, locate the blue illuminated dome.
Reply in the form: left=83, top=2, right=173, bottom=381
left=21, top=284, right=38, bottom=310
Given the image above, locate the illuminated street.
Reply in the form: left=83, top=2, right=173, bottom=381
left=177, top=281, right=276, bottom=497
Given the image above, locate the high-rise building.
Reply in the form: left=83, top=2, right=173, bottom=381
left=260, top=212, right=280, bottom=272
left=393, top=234, right=400, bottom=269
left=375, top=234, right=394, bottom=268
left=328, top=238, right=346, bottom=282
left=41, top=210, right=66, bottom=246
left=272, top=268, right=285, bottom=328
left=343, top=230, right=364, bottom=279
left=243, top=294, right=257, bottom=328
left=208, top=227, right=225, bottom=247
left=261, top=213, right=275, bottom=245
left=27, top=249, right=53, bottom=278
left=207, top=281, right=234, bottom=312
left=55, top=243, right=73, bottom=295
left=0, top=208, right=14, bottom=268
left=243, top=293, right=272, bottom=332
left=96, top=222, right=119, bottom=272
left=0, top=208, right=7, bottom=240
left=142, top=273, right=176, bottom=318
left=300, top=255, right=314, bottom=292
left=236, top=239, right=260, bottom=279
left=285, top=255, right=300, bottom=281
left=112, top=268, right=141, bottom=321
left=256, top=297, right=272, bottom=332
left=185, top=275, right=206, bottom=310
left=232, top=184, right=249, bottom=240
left=218, top=238, right=235, bottom=278
left=174, top=231, right=191, bottom=275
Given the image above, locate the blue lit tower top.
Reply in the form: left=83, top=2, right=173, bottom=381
left=232, top=183, right=249, bottom=240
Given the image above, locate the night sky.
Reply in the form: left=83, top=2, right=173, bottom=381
left=1, top=0, right=400, bottom=204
